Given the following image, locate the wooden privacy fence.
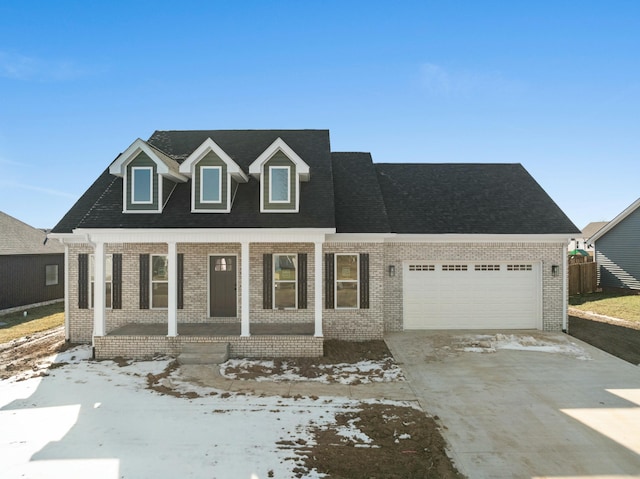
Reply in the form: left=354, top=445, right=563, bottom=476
left=569, top=261, right=597, bottom=295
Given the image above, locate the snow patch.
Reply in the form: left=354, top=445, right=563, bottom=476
left=456, top=334, right=592, bottom=360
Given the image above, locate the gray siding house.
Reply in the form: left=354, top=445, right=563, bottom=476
left=50, top=130, right=579, bottom=359
left=0, top=211, right=65, bottom=312
left=589, top=198, right=640, bottom=291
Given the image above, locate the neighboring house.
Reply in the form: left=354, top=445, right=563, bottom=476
left=50, top=130, right=579, bottom=359
left=588, top=198, right=640, bottom=291
left=568, top=221, right=608, bottom=254
left=0, top=211, right=65, bottom=312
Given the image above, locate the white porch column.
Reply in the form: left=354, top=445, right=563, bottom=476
left=93, top=241, right=106, bottom=337
left=314, top=241, right=323, bottom=337
left=167, top=242, right=178, bottom=337
left=64, top=244, right=70, bottom=341
left=241, top=241, right=250, bottom=337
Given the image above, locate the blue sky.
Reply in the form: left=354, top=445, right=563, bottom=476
left=1, top=1, right=638, bottom=230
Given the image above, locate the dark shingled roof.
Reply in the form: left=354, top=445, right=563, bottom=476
left=53, top=130, right=335, bottom=232
left=52, top=130, right=579, bottom=236
left=331, top=153, right=390, bottom=233
left=375, top=163, right=579, bottom=234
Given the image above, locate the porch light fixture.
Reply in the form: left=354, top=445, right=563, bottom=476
left=388, top=265, right=395, bottom=277
left=551, top=265, right=559, bottom=277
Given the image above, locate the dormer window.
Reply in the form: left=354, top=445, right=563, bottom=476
left=131, top=167, right=153, bottom=204
left=179, top=138, right=248, bottom=213
left=109, top=138, right=187, bottom=214
left=269, top=166, right=291, bottom=203
left=249, top=138, right=310, bottom=213
left=200, top=166, right=222, bottom=204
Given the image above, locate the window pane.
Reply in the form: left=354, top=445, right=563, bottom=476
left=201, top=167, right=221, bottom=202
left=152, top=283, right=168, bottom=308
left=45, top=265, right=58, bottom=285
left=105, top=282, right=112, bottom=308
left=133, top=168, right=152, bottom=202
left=105, top=256, right=113, bottom=282
left=274, top=254, right=296, bottom=280
left=274, top=282, right=296, bottom=309
left=336, top=255, right=358, bottom=280
left=152, top=256, right=168, bottom=281
left=270, top=167, right=289, bottom=202
left=336, top=282, right=358, bottom=308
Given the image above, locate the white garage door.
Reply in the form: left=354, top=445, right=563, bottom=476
left=403, top=262, right=541, bottom=329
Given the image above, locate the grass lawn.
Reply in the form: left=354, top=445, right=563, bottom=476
left=0, top=302, right=64, bottom=344
left=569, top=291, right=640, bottom=323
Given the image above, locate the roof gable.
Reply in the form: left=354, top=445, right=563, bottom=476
left=249, top=137, right=310, bottom=180
left=589, top=197, right=640, bottom=242
left=178, top=137, right=248, bottom=182
left=109, top=139, right=187, bottom=182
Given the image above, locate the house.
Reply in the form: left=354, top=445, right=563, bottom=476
left=0, top=211, right=65, bottom=313
left=588, top=198, right=640, bottom=291
left=50, top=130, right=579, bottom=359
left=568, top=221, right=608, bottom=255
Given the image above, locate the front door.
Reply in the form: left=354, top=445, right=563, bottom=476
left=210, top=256, right=237, bottom=317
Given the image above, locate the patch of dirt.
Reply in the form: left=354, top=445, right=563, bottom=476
left=0, top=325, right=77, bottom=380
left=146, top=360, right=201, bottom=398
left=283, top=403, right=464, bottom=479
left=224, top=340, right=400, bottom=382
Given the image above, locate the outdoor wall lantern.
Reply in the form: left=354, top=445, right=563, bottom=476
left=388, top=265, right=396, bottom=277
left=551, top=265, right=559, bottom=277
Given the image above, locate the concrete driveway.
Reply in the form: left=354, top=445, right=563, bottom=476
left=385, top=331, right=640, bottom=479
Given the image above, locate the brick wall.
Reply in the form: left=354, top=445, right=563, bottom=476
left=94, top=335, right=323, bottom=359
left=383, top=242, right=566, bottom=332
left=322, top=243, right=384, bottom=340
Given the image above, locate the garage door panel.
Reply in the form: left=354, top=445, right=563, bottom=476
left=403, top=262, right=540, bottom=330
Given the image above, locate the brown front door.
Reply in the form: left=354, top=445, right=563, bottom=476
left=210, top=256, right=237, bottom=317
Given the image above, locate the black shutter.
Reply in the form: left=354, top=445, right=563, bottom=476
left=177, top=253, right=184, bottom=310
left=263, top=254, right=272, bottom=309
left=112, top=254, right=122, bottom=309
left=325, top=253, right=334, bottom=309
left=140, top=254, right=149, bottom=309
left=298, top=253, right=307, bottom=309
left=78, top=254, right=88, bottom=309
left=359, top=253, right=369, bottom=309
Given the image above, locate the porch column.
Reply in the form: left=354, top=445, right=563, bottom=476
left=167, top=242, right=178, bottom=337
left=314, top=241, right=323, bottom=337
left=241, top=241, right=250, bottom=337
left=93, top=241, right=106, bottom=337
left=64, top=244, right=70, bottom=341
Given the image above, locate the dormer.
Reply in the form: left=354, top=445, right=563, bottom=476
left=178, top=138, right=248, bottom=213
left=249, top=138, right=310, bottom=213
left=109, top=139, right=187, bottom=213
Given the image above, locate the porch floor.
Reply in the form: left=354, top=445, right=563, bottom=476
left=108, top=322, right=315, bottom=337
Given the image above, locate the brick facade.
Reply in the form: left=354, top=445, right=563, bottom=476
left=68, top=239, right=566, bottom=359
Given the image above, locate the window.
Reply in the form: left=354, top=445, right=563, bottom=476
left=45, top=264, right=59, bottom=286
left=507, top=264, right=533, bottom=271
left=90, top=255, right=113, bottom=308
left=132, top=167, right=153, bottom=204
left=475, top=264, right=500, bottom=271
left=269, top=166, right=290, bottom=203
left=442, top=264, right=468, bottom=271
left=273, top=254, right=296, bottom=308
left=151, top=255, right=168, bottom=308
left=335, top=254, right=359, bottom=308
left=200, top=166, right=222, bottom=203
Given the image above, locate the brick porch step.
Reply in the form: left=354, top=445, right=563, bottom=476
left=178, top=342, right=230, bottom=365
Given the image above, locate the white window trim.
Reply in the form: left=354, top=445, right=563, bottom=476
left=151, top=254, right=168, bottom=310
left=273, top=253, right=297, bottom=309
left=89, top=254, right=113, bottom=309
left=131, top=166, right=154, bottom=204
left=335, top=253, right=359, bottom=309
left=45, top=264, right=59, bottom=286
left=200, top=166, right=223, bottom=204
left=268, top=166, right=291, bottom=204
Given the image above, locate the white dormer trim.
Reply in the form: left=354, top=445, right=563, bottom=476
left=179, top=137, right=248, bottom=182
left=109, top=138, right=187, bottom=183
left=249, top=137, right=310, bottom=180
left=178, top=137, right=248, bottom=213
left=249, top=138, right=310, bottom=213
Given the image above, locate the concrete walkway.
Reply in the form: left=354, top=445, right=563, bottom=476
left=179, top=363, right=418, bottom=401
left=385, top=330, right=640, bottom=479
